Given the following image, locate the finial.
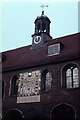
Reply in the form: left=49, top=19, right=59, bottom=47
left=42, top=11, right=44, bottom=15
left=40, top=5, right=48, bottom=15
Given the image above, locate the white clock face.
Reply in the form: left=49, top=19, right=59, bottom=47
left=34, top=36, right=41, bottom=44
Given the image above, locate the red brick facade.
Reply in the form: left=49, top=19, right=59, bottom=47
left=2, top=33, right=80, bottom=120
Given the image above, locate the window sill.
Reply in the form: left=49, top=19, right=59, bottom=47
left=47, top=52, right=60, bottom=56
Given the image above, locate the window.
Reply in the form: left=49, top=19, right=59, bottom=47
left=11, top=75, right=18, bottom=95
left=48, top=43, right=60, bottom=56
left=42, top=69, right=52, bottom=91
left=62, top=63, right=79, bottom=89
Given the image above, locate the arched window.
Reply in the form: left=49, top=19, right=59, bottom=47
left=62, top=63, right=79, bottom=89
left=11, top=75, right=18, bottom=95
left=42, top=69, right=52, bottom=91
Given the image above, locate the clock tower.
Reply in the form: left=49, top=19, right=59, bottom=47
left=32, top=11, right=52, bottom=49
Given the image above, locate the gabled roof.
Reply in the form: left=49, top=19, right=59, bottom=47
left=2, top=33, right=80, bottom=71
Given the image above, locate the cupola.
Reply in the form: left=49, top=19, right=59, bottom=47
left=32, top=11, right=52, bottom=49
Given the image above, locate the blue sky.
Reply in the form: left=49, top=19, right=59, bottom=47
left=1, top=1, right=79, bottom=52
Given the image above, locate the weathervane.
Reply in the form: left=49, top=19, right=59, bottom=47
left=40, top=5, right=48, bottom=15
left=40, top=5, right=48, bottom=9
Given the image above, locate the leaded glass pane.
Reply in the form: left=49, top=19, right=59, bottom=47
left=73, top=67, right=79, bottom=88
left=65, top=66, right=79, bottom=89
left=66, top=69, right=72, bottom=88
left=45, top=72, right=52, bottom=91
